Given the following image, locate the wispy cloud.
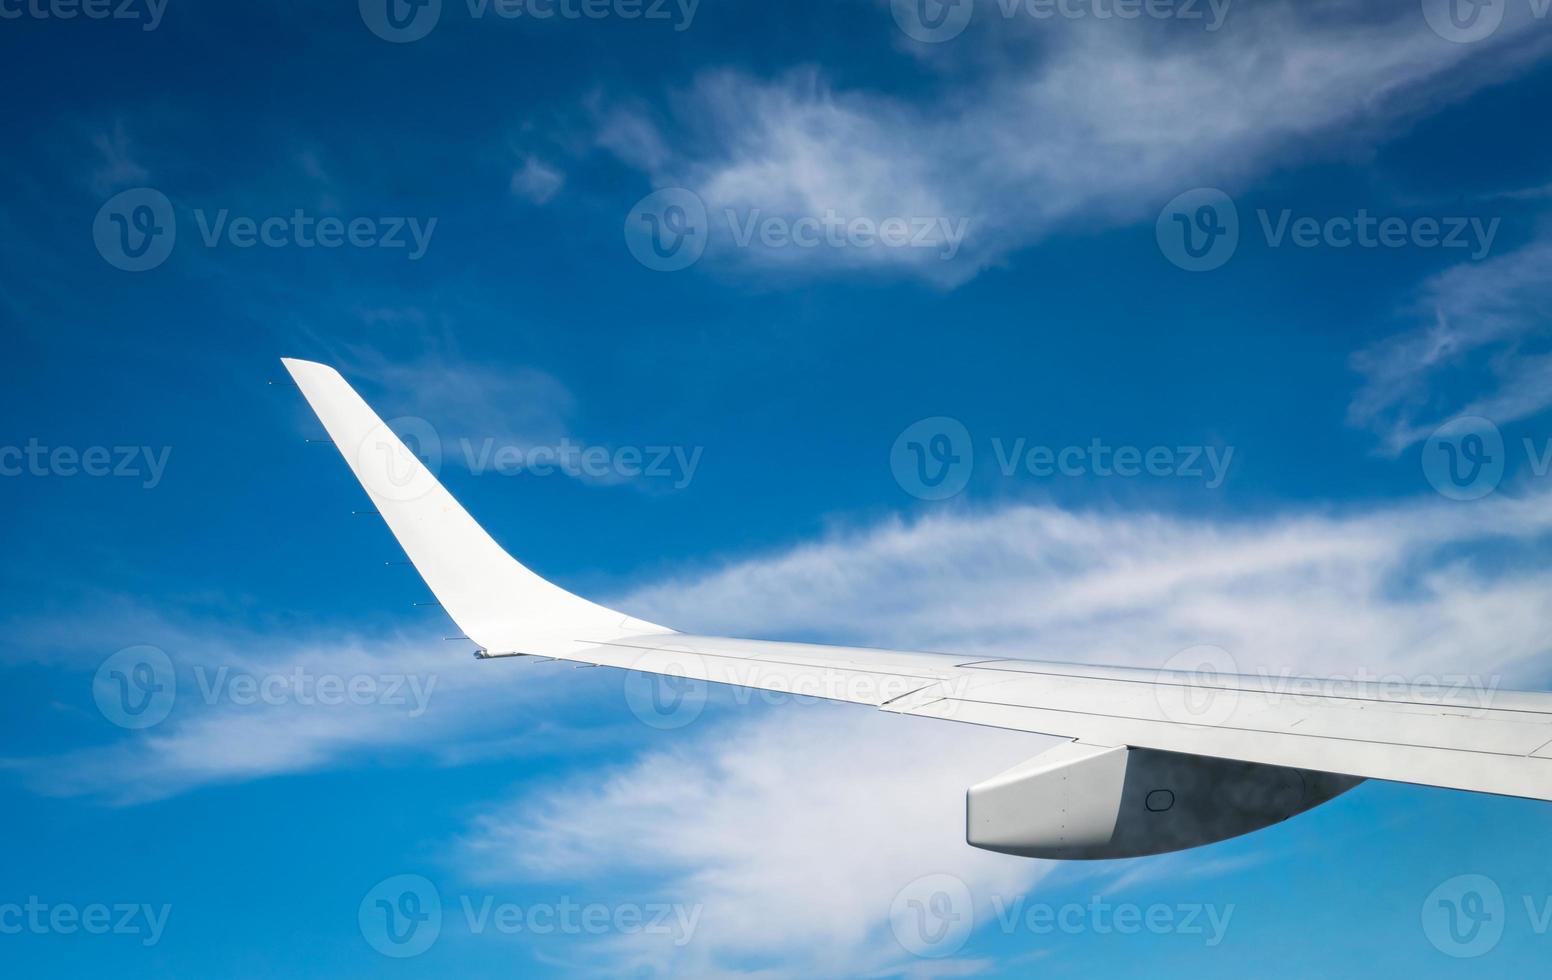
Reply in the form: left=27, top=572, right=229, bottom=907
left=1, top=601, right=608, bottom=804
left=1350, top=236, right=1552, bottom=454
left=598, top=2, right=1552, bottom=284
left=511, top=155, right=565, bottom=205
left=88, top=119, right=149, bottom=194
left=460, top=706, right=1050, bottom=978
left=617, top=493, right=1552, bottom=680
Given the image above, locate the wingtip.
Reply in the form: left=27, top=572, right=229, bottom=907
left=280, top=357, right=344, bottom=386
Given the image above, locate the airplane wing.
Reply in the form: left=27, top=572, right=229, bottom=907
left=282, top=357, right=1552, bottom=859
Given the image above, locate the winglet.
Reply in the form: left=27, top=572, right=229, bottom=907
left=281, top=358, right=671, bottom=655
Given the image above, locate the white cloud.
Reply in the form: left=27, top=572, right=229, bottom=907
left=463, top=707, right=1048, bottom=977
left=600, top=3, right=1552, bottom=284
left=616, top=493, right=1552, bottom=680
left=455, top=488, right=1552, bottom=975
left=0, top=603, right=616, bottom=804
left=1349, top=237, right=1552, bottom=454
left=88, top=120, right=149, bottom=193
left=511, top=155, right=565, bottom=205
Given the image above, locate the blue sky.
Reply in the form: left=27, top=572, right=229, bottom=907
left=5, top=0, right=1552, bottom=975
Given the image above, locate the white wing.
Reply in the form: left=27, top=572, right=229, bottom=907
left=283, top=358, right=1552, bottom=858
